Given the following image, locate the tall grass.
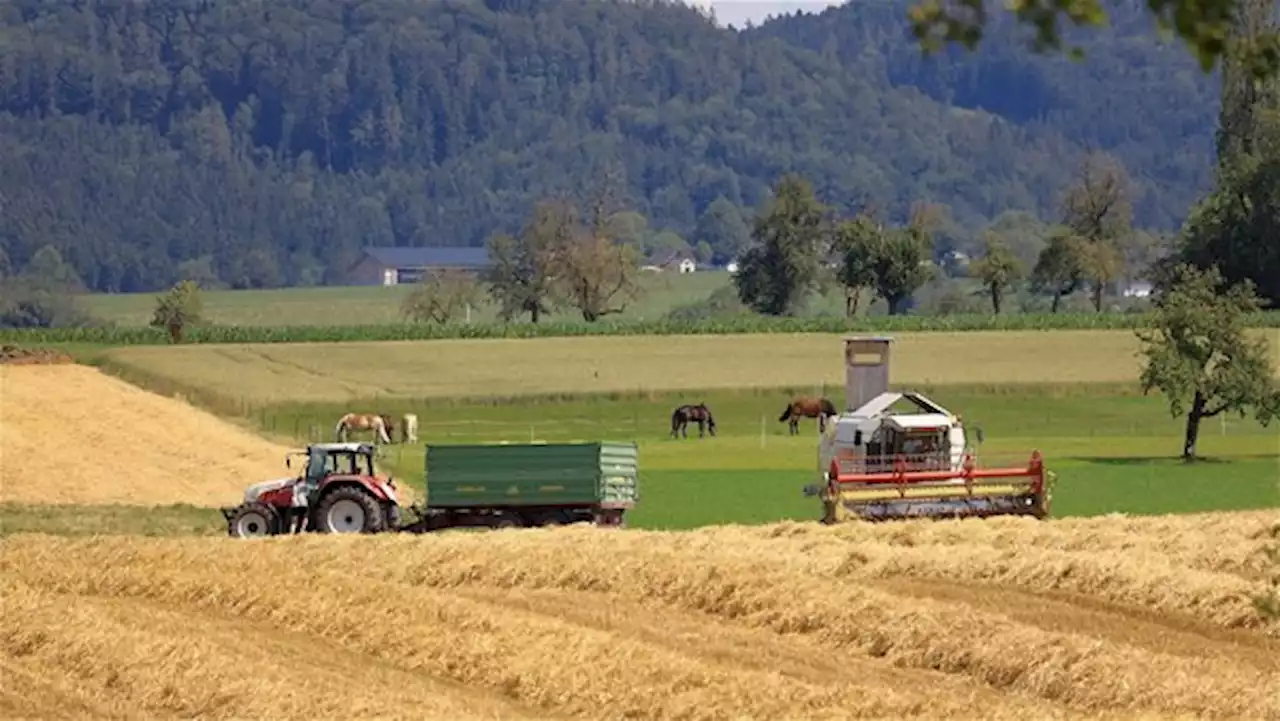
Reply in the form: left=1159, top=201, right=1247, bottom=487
left=7, top=310, right=1280, bottom=345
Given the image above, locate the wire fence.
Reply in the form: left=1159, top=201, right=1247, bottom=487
left=248, top=403, right=1257, bottom=450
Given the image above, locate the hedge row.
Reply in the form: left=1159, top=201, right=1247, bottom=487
left=5, top=310, right=1280, bottom=345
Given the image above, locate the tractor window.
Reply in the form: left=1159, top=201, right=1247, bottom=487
left=306, top=449, right=327, bottom=482
left=328, top=454, right=355, bottom=475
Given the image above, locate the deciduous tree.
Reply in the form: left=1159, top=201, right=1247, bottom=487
left=548, top=174, right=646, bottom=323
left=0, top=245, right=92, bottom=328
left=402, top=268, right=484, bottom=324
left=482, top=199, right=571, bottom=324
left=694, top=197, right=752, bottom=266
left=1176, top=144, right=1280, bottom=306
left=1061, top=152, right=1133, bottom=312
left=969, top=231, right=1023, bottom=314
left=1031, top=231, right=1087, bottom=312
left=908, top=0, right=1280, bottom=81
left=833, top=215, right=882, bottom=317
left=1135, top=263, right=1279, bottom=460
left=150, top=280, right=204, bottom=343
left=869, top=223, right=935, bottom=316
left=733, top=174, right=829, bottom=316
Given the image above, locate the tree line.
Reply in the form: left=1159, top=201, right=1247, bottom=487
left=730, top=152, right=1171, bottom=317
left=0, top=0, right=1258, bottom=302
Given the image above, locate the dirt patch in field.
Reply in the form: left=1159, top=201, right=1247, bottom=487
left=0, top=364, right=294, bottom=506
left=0, top=344, right=73, bottom=366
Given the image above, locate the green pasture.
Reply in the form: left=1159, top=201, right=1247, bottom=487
left=261, top=385, right=1279, bottom=529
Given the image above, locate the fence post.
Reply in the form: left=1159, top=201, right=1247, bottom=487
left=760, top=414, right=766, bottom=448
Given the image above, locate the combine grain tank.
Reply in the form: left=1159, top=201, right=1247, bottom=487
left=804, top=336, right=1054, bottom=522
left=401, top=441, right=639, bottom=532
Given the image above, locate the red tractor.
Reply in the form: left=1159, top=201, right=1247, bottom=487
left=222, top=442, right=402, bottom=538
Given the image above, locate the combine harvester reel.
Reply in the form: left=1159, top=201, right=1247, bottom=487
left=804, top=336, right=1055, bottom=523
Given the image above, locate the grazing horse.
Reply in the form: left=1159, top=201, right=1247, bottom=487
left=670, top=403, right=717, bottom=439
left=401, top=413, right=419, bottom=443
left=335, top=412, right=393, bottom=445
left=778, top=396, right=838, bottom=435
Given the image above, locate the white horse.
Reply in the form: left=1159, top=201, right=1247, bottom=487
left=335, top=413, right=392, bottom=445
left=401, top=413, right=419, bottom=443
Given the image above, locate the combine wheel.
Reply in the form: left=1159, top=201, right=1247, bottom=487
left=227, top=502, right=282, bottom=538
left=314, top=487, right=386, bottom=534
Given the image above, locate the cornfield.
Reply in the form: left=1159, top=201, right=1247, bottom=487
left=5, top=310, right=1280, bottom=346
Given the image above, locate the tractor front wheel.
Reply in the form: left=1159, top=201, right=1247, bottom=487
left=226, top=502, right=282, bottom=538
left=314, top=487, right=386, bottom=534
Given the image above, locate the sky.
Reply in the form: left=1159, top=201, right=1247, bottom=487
left=695, top=0, right=843, bottom=28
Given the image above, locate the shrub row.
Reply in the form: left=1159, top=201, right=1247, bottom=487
left=5, top=310, right=1280, bottom=345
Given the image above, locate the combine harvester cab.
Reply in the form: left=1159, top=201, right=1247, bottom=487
left=805, top=336, right=1053, bottom=523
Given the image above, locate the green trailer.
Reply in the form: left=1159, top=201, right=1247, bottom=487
left=401, top=441, right=639, bottom=531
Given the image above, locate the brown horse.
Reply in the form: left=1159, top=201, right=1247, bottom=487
left=335, top=412, right=394, bottom=444
left=778, top=396, right=838, bottom=435
left=671, top=403, right=717, bottom=439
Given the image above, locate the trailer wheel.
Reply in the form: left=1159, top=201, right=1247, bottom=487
left=314, top=487, right=386, bottom=534
left=227, top=502, right=282, bottom=538
left=491, top=513, right=523, bottom=530
left=531, top=510, right=569, bottom=527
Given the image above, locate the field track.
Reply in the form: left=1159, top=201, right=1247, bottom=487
left=0, top=364, right=293, bottom=505
left=3, top=511, right=1277, bottom=720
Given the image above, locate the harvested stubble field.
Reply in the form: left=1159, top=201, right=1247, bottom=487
left=103, top=329, right=1280, bottom=403
left=2, top=511, right=1278, bottom=721
left=0, top=364, right=295, bottom=506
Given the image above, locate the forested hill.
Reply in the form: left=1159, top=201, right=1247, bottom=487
left=749, top=0, right=1221, bottom=231
left=0, top=0, right=1221, bottom=293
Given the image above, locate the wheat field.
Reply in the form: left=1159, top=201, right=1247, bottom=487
left=2, top=360, right=1278, bottom=720
left=3, top=509, right=1277, bottom=721
left=0, top=364, right=296, bottom=506
left=103, top=329, right=1280, bottom=402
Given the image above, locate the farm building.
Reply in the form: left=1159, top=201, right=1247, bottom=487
left=641, top=251, right=697, bottom=274
left=346, top=246, right=492, bottom=286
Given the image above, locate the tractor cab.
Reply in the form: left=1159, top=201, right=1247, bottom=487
left=289, top=442, right=382, bottom=485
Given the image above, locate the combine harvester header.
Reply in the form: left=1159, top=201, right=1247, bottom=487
left=804, top=336, right=1054, bottom=523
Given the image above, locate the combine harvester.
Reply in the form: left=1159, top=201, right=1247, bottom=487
left=804, top=336, right=1054, bottom=523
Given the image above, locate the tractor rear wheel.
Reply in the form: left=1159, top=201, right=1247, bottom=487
left=314, top=487, right=386, bottom=534
left=227, top=502, right=282, bottom=538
